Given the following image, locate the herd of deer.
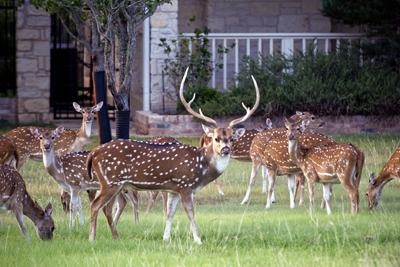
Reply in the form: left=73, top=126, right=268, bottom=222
left=0, top=69, right=397, bottom=244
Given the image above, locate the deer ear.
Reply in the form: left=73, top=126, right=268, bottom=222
left=233, top=128, right=245, bottom=139
left=30, top=127, right=40, bottom=138
left=45, top=203, right=53, bottom=217
left=73, top=102, right=82, bottom=112
left=296, top=111, right=304, bottom=118
left=55, top=126, right=64, bottom=137
left=284, top=118, right=291, bottom=127
left=369, top=173, right=376, bottom=185
left=266, top=118, right=272, bottom=129
left=94, top=101, right=103, bottom=111
left=202, top=125, right=214, bottom=138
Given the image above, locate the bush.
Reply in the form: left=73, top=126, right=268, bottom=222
left=197, top=44, right=400, bottom=117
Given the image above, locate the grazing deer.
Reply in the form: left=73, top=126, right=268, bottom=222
left=0, top=164, right=54, bottom=241
left=0, top=136, right=19, bottom=169
left=4, top=101, right=103, bottom=170
left=87, top=68, right=259, bottom=244
left=30, top=126, right=138, bottom=228
left=241, top=111, right=327, bottom=206
left=285, top=119, right=363, bottom=214
left=366, top=147, right=400, bottom=209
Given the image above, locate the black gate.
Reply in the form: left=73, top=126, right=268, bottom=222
left=50, top=15, right=94, bottom=119
left=0, top=0, right=16, bottom=97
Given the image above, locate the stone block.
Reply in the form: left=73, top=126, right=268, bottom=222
left=310, top=17, right=331, bottom=33
left=151, top=13, right=169, bottom=28
left=25, top=76, right=49, bottom=90
left=33, top=41, right=50, bottom=56
left=17, top=29, right=40, bottom=40
left=17, top=58, right=38, bottom=73
left=251, top=3, right=280, bottom=16
left=302, top=0, right=322, bottom=14
left=17, top=41, right=32, bottom=51
left=27, top=16, right=50, bottom=27
left=23, top=98, right=49, bottom=113
left=278, top=15, right=309, bottom=32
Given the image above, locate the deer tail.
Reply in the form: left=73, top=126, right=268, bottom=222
left=87, top=151, right=94, bottom=181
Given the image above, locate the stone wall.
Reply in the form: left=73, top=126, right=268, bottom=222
left=0, top=98, right=17, bottom=123
left=16, top=2, right=51, bottom=123
left=135, top=111, right=400, bottom=136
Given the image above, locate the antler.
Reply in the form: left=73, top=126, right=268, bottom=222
left=228, top=75, right=260, bottom=129
left=179, top=68, right=218, bottom=128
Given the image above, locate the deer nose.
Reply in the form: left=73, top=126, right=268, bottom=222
left=221, top=147, right=230, bottom=156
left=288, top=134, right=295, bottom=140
left=319, top=122, right=326, bottom=128
left=43, top=143, right=51, bottom=150
left=86, top=115, right=92, bottom=122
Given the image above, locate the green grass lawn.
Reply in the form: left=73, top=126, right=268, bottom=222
left=1, top=129, right=400, bottom=266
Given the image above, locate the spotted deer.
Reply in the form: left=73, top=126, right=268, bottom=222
left=199, top=119, right=273, bottom=196
left=366, top=146, right=400, bottom=209
left=4, top=101, right=103, bottom=170
left=29, top=126, right=138, bottom=228
left=0, top=164, right=54, bottom=241
left=285, top=119, right=363, bottom=214
left=86, top=68, right=259, bottom=244
left=0, top=136, right=19, bottom=169
left=241, top=111, right=327, bottom=206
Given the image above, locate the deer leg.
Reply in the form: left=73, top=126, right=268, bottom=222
left=13, top=207, right=30, bottom=241
left=241, top=160, right=261, bottom=205
left=162, top=192, right=168, bottom=214
left=306, top=177, right=316, bottom=213
left=113, top=193, right=126, bottom=225
left=294, top=174, right=305, bottom=206
left=180, top=190, right=202, bottom=245
left=266, top=169, right=276, bottom=209
left=214, top=179, right=224, bottom=195
left=89, top=186, right=120, bottom=241
left=163, top=193, right=181, bottom=242
left=16, top=157, right=28, bottom=171
left=262, top=165, right=268, bottom=194
left=145, top=191, right=159, bottom=213
left=104, top=194, right=120, bottom=239
left=121, top=190, right=139, bottom=225
left=322, top=183, right=332, bottom=215
left=340, top=175, right=359, bottom=214
left=287, top=174, right=295, bottom=209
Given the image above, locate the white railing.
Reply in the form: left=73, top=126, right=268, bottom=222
left=180, top=33, right=364, bottom=89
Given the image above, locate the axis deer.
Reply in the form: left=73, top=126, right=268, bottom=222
left=0, top=136, right=19, bottom=168
left=0, top=164, right=54, bottom=241
left=87, top=68, right=259, bottom=244
left=30, top=126, right=138, bottom=228
left=366, top=146, right=400, bottom=209
left=199, top=119, right=273, bottom=195
left=241, top=111, right=327, bottom=206
left=285, top=119, right=363, bottom=214
left=4, top=101, right=103, bottom=170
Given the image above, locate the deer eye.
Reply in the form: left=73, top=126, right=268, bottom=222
left=39, top=137, right=43, bottom=140
left=230, top=138, right=234, bottom=142
left=311, top=116, right=315, bottom=120
left=52, top=136, right=55, bottom=140
left=215, top=137, right=220, bottom=142
left=82, top=111, right=86, bottom=113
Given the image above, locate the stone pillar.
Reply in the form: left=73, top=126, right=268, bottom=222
left=16, top=2, right=51, bottom=123
left=150, top=0, right=178, bottom=114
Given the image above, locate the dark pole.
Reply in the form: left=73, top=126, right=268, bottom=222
left=93, top=71, right=112, bottom=144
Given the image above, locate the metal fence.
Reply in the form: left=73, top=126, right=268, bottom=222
left=0, top=0, right=16, bottom=97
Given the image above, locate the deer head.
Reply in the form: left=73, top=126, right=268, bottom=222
left=73, top=101, right=103, bottom=124
left=32, top=202, right=54, bottom=240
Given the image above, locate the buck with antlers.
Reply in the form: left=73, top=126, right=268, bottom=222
left=199, top=119, right=273, bottom=196
left=240, top=111, right=328, bottom=207
left=4, top=101, right=103, bottom=170
left=366, top=147, right=400, bottom=209
left=87, top=69, right=259, bottom=244
left=285, top=119, right=363, bottom=214
left=0, top=164, right=54, bottom=241
left=30, top=126, right=138, bottom=228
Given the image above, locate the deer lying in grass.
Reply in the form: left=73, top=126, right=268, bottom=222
left=285, top=119, right=364, bottom=214
left=0, top=164, right=54, bottom=241
left=366, top=146, right=400, bottom=209
left=30, top=126, right=138, bottom=228
left=86, top=68, right=259, bottom=244
left=241, top=111, right=327, bottom=206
